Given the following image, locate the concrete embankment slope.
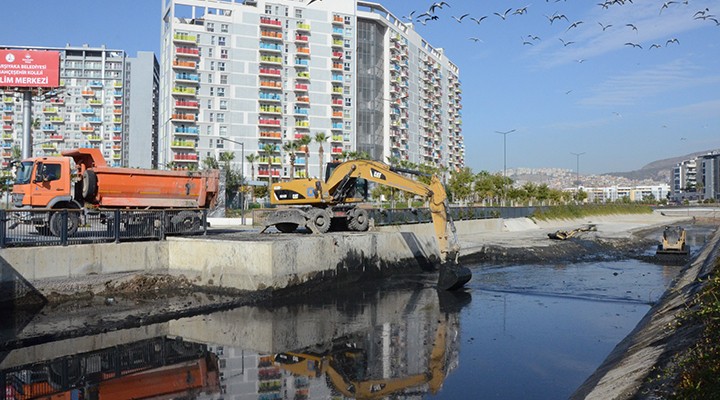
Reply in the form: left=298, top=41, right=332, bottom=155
left=571, top=224, right=720, bottom=399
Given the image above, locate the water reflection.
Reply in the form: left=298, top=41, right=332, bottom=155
left=1, top=280, right=469, bottom=399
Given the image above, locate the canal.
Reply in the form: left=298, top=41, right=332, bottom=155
left=1, top=225, right=715, bottom=399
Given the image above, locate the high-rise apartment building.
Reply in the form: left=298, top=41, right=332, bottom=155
left=127, top=51, right=161, bottom=168
left=159, top=0, right=464, bottom=180
left=1, top=45, right=158, bottom=168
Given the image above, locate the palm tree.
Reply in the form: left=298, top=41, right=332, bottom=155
left=245, top=153, right=258, bottom=181
left=297, top=134, right=312, bottom=178
left=282, top=140, right=300, bottom=179
left=262, top=143, right=276, bottom=187
left=314, top=132, right=327, bottom=179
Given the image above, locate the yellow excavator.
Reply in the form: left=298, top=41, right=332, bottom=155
left=263, top=159, right=471, bottom=290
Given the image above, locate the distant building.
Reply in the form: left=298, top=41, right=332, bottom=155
left=698, top=153, right=720, bottom=201
left=1, top=45, right=158, bottom=168
left=670, top=158, right=698, bottom=203
left=576, top=184, right=670, bottom=203
left=159, top=0, right=464, bottom=178
left=127, top=51, right=160, bottom=168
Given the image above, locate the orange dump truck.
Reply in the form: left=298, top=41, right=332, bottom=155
left=10, top=148, right=219, bottom=236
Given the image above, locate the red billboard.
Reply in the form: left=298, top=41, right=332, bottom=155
left=0, top=50, right=60, bottom=88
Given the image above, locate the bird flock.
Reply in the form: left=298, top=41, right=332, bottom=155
left=399, top=0, right=718, bottom=51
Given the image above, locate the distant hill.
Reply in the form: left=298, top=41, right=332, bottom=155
left=603, top=149, right=720, bottom=183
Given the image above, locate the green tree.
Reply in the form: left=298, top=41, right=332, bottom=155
left=262, top=143, right=276, bottom=187
left=245, top=153, right=258, bottom=181
left=447, top=167, right=474, bottom=204
left=282, top=140, right=300, bottom=178
left=297, top=134, right=312, bottom=178
left=203, top=155, right=219, bottom=170
left=314, top=132, right=327, bottom=179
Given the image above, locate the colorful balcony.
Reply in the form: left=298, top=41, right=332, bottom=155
left=259, top=118, right=281, bottom=126
left=259, top=67, right=281, bottom=76
left=41, top=125, right=56, bottom=132
left=81, top=90, right=95, bottom=97
left=294, top=84, right=309, bottom=91
left=113, top=108, right=122, bottom=115
left=175, top=47, right=200, bottom=57
left=259, top=42, right=282, bottom=52
left=2, top=125, right=13, bottom=132
left=259, top=105, right=282, bottom=114
left=42, top=107, right=58, bottom=114
left=48, top=116, right=64, bottom=123
left=260, top=17, right=282, bottom=27
left=296, top=22, right=311, bottom=31
left=87, top=135, right=102, bottom=142
left=260, top=80, right=283, bottom=90
left=112, top=136, right=122, bottom=142
left=174, top=126, right=199, bottom=135
left=260, top=31, right=283, bottom=40
left=175, top=73, right=200, bottom=83
left=80, top=126, right=94, bottom=132
left=296, top=96, right=310, bottom=103
left=170, top=140, right=196, bottom=149
left=259, top=131, right=282, bottom=139
left=172, top=87, right=197, bottom=96
left=80, top=108, right=95, bottom=115
left=89, top=99, right=103, bottom=106
left=260, top=55, right=283, bottom=64
left=259, top=92, right=282, bottom=101
left=87, top=117, right=103, bottom=124
left=173, top=33, right=198, bottom=44
left=173, top=60, right=197, bottom=70
left=171, top=113, right=195, bottom=122
left=2, top=115, right=12, bottom=121
left=175, top=100, right=199, bottom=109
left=333, top=15, right=344, bottom=24
left=296, top=71, right=310, bottom=80
left=296, top=47, right=310, bottom=56
left=2, top=133, right=13, bottom=140
left=295, top=35, right=309, bottom=42
left=332, top=27, right=344, bottom=35
left=173, top=153, right=199, bottom=162
left=2, top=97, right=13, bottom=104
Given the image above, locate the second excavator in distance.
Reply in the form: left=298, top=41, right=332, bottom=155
left=263, top=159, right=471, bottom=291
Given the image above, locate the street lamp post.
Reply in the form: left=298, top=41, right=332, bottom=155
left=571, top=152, right=585, bottom=187
left=495, top=129, right=516, bottom=207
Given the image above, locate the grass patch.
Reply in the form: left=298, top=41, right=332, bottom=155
left=530, top=204, right=654, bottom=221
left=669, top=267, right=720, bottom=399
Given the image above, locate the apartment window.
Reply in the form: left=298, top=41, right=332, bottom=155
left=217, top=87, right=226, bottom=97
left=206, top=22, right=215, bottom=32
left=295, top=9, right=303, bottom=18
left=207, top=99, right=213, bottom=109
left=208, top=48, right=214, bottom=58
left=344, top=39, right=351, bottom=48
left=265, top=5, right=272, bottom=14
left=344, top=51, right=352, bottom=60
left=344, top=16, right=351, bottom=24
left=219, top=125, right=227, bottom=136
left=345, top=98, right=352, bottom=107
left=221, top=24, right=228, bottom=33
left=207, top=126, right=212, bottom=135
left=344, top=62, right=351, bottom=71
left=220, top=74, right=228, bottom=84
left=219, top=100, right=228, bottom=110
left=209, top=113, right=214, bottom=122
left=210, top=87, right=214, bottom=96
left=210, top=61, right=215, bottom=71
left=211, top=36, right=216, bottom=45
left=217, top=113, right=225, bottom=122
left=345, top=27, right=352, bottom=35
left=218, top=37, right=226, bottom=46
left=220, top=49, right=228, bottom=59
left=207, top=73, right=213, bottom=84
left=218, top=62, right=226, bottom=71
left=345, top=121, right=352, bottom=130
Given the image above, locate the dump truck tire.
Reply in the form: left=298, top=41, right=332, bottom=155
left=49, top=211, right=80, bottom=237
left=82, top=170, right=98, bottom=200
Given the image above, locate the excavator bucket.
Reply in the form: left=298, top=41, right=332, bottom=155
left=437, top=263, right=472, bottom=291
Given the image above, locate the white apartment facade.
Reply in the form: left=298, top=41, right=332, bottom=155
left=159, top=0, right=464, bottom=180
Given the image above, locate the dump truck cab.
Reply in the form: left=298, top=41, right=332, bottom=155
left=12, top=155, right=77, bottom=209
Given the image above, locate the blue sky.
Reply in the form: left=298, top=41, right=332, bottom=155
left=4, top=0, right=719, bottom=174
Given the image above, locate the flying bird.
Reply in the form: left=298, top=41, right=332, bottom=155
left=666, top=38, right=680, bottom=46
left=468, top=37, right=483, bottom=42
left=429, top=1, right=450, bottom=13
left=567, top=21, right=584, bottom=31
left=401, top=11, right=416, bottom=21
left=559, top=38, right=575, bottom=46
left=598, top=22, right=612, bottom=31
left=470, top=16, right=488, bottom=24
left=494, top=8, right=513, bottom=20
left=307, top=0, right=321, bottom=4
left=452, top=13, right=470, bottom=22
left=575, top=59, right=586, bottom=63
left=626, top=23, right=638, bottom=32
left=649, top=43, right=662, bottom=49
left=527, top=34, right=541, bottom=41
left=660, top=1, right=676, bottom=14
left=514, top=6, right=530, bottom=15
left=522, top=37, right=534, bottom=45
left=625, top=42, right=642, bottom=49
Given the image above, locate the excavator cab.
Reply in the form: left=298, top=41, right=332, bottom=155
left=325, top=161, right=368, bottom=201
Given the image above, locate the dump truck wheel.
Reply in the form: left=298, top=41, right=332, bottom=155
left=81, top=170, right=98, bottom=200
left=307, top=208, right=331, bottom=233
left=348, top=208, right=369, bottom=231
left=275, top=223, right=298, bottom=233
left=49, top=211, right=80, bottom=237
left=35, top=225, right=51, bottom=236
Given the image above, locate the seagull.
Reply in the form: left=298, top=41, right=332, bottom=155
left=468, top=37, right=483, bottom=42
left=494, top=8, right=513, bottom=20
left=522, top=37, right=534, bottom=45
left=567, top=21, right=584, bottom=31
left=613, top=111, right=623, bottom=118
left=470, top=16, right=488, bottom=24
left=598, top=22, right=612, bottom=31
left=402, top=11, right=416, bottom=21
left=429, top=1, right=450, bottom=13
left=559, top=38, right=575, bottom=46
left=528, top=34, right=541, bottom=41
left=575, top=59, right=586, bottom=63
left=626, top=23, right=638, bottom=32
left=649, top=43, right=662, bottom=49
left=625, top=42, right=643, bottom=48
left=666, top=38, right=680, bottom=46
left=660, top=1, right=676, bottom=14
left=514, top=6, right=530, bottom=15
left=565, top=90, right=573, bottom=94
left=452, top=13, right=470, bottom=22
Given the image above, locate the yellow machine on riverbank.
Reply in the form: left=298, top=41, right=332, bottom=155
left=656, top=225, right=689, bottom=256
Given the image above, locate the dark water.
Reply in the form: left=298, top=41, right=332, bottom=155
left=1, top=226, right=714, bottom=399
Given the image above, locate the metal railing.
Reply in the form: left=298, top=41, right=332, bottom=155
left=0, top=209, right=208, bottom=248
